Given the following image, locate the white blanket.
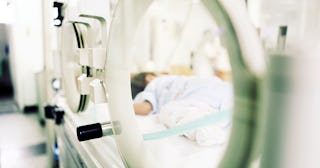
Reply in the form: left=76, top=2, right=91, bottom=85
left=158, top=99, right=231, bottom=146
left=136, top=107, right=230, bottom=168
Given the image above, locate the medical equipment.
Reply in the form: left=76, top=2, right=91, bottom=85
left=93, top=0, right=265, bottom=167
left=44, top=0, right=264, bottom=167
left=2, top=0, right=318, bottom=167
left=77, top=122, right=114, bottom=141
left=260, top=42, right=320, bottom=168
left=61, top=1, right=109, bottom=113
left=43, top=1, right=125, bottom=167
left=246, top=1, right=320, bottom=167
left=256, top=1, right=320, bottom=167
left=45, top=0, right=320, bottom=167
left=42, top=0, right=267, bottom=167
left=276, top=26, right=287, bottom=51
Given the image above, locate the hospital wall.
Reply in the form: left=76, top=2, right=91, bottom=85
left=8, top=0, right=44, bottom=109
left=131, top=1, right=230, bottom=76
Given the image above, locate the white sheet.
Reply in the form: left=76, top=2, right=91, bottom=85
left=136, top=115, right=229, bottom=168
left=58, top=97, right=229, bottom=167
left=158, top=99, right=230, bottom=146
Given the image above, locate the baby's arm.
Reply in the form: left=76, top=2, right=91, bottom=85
left=133, top=76, right=175, bottom=115
left=133, top=78, right=159, bottom=115
left=133, top=100, right=153, bottom=115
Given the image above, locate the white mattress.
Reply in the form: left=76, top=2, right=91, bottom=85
left=136, top=115, right=228, bottom=168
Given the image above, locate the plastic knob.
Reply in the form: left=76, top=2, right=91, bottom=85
left=77, top=123, right=103, bottom=141
left=53, top=1, right=64, bottom=27
left=44, top=105, right=56, bottom=119
left=54, top=108, right=65, bottom=125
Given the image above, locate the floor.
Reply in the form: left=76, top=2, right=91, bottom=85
left=0, top=98, right=51, bottom=168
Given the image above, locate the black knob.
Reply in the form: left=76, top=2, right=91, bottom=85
left=279, top=26, right=288, bottom=36
left=53, top=1, right=64, bottom=27
left=54, top=108, right=65, bottom=125
left=44, top=105, right=56, bottom=119
left=77, top=123, right=103, bottom=141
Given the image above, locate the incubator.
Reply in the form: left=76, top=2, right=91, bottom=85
left=52, top=0, right=265, bottom=167
left=102, top=1, right=264, bottom=167
left=248, top=1, right=320, bottom=168
left=38, top=0, right=320, bottom=168
left=43, top=0, right=127, bottom=167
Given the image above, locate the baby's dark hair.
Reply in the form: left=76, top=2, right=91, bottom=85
left=131, top=72, right=155, bottom=99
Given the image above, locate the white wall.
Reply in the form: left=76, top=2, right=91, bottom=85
left=131, top=1, right=230, bottom=75
left=9, top=0, right=44, bottom=109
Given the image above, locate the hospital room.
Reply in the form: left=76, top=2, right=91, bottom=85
left=0, top=0, right=320, bottom=167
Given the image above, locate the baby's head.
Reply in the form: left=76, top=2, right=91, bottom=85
left=131, top=72, right=157, bottom=98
